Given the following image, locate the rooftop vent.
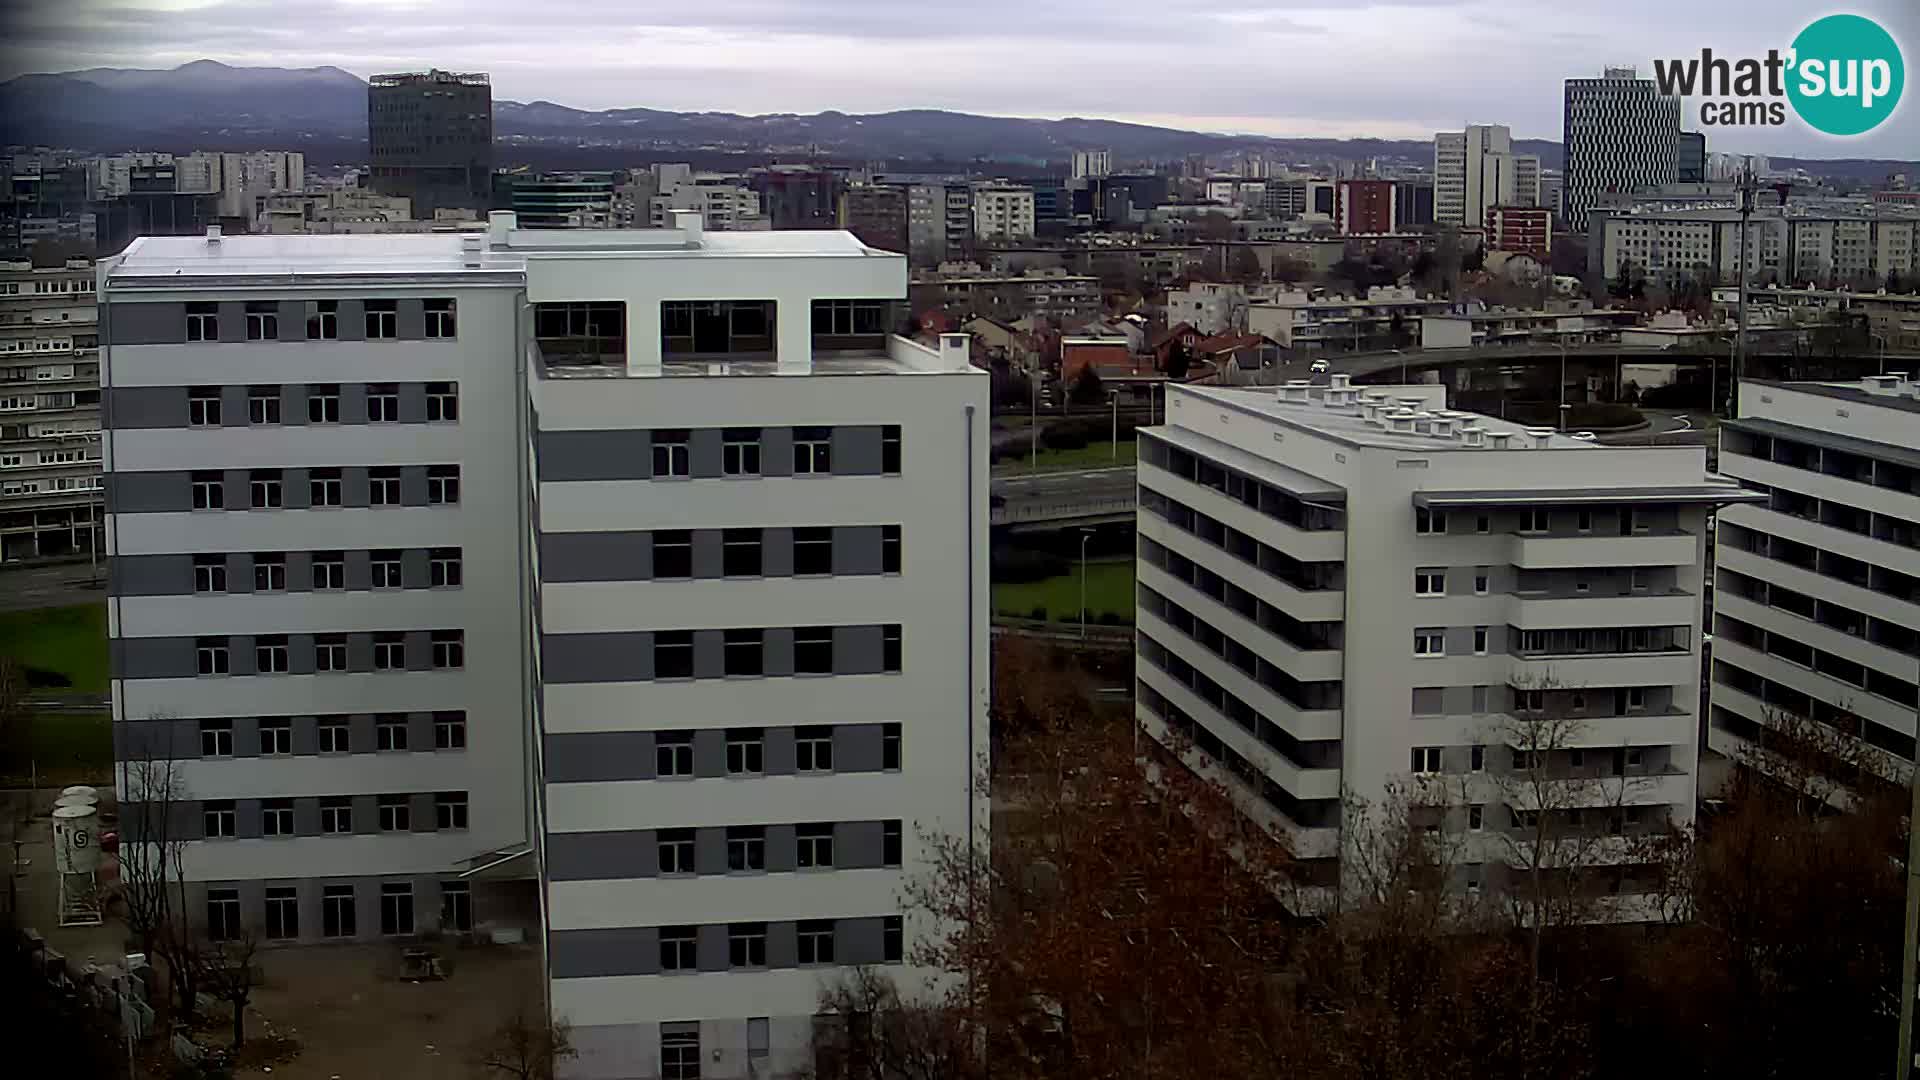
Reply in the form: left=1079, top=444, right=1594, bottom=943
left=1397, top=396, right=1425, bottom=412
left=1328, top=372, right=1352, bottom=390
left=459, top=233, right=483, bottom=268
left=1361, top=400, right=1385, bottom=425
left=1432, top=416, right=1457, bottom=439
left=1387, top=409, right=1415, bottom=433
left=1489, top=431, right=1514, bottom=450
left=1522, top=426, right=1557, bottom=448
left=1281, top=380, right=1312, bottom=404
left=1864, top=374, right=1902, bottom=395
left=204, top=225, right=221, bottom=245
left=1461, top=425, right=1487, bottom=447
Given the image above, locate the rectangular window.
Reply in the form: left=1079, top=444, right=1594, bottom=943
left=795, top=726, right=834, bottom=772
left=258, top=716, right=292, bottom=754
left=200, top=718, right=233, bottom=757
left=660, top=927, right=697, bottom=973
left=1474, top=568, right=1490, bottom=595
left=662, top=1027, right=701, bottom=1080
left=882, top=525, right=901, bottom=573
left=727, top=728, right=764, bottom=775
left=1414, top=569, right=1445, bottom=596
left=794, top=527, right=833, bottom=575
left=1576, top=509, right=1594, bottom=533
left=307, top=384, right=340, bottom=423
left=367, top=383, right=399, bottom=423
left=432, top=630, right=465, bottom=670
left=369, top=467, right=401, bottom=505
left=312, top=551, right=345, bottom=590
left=655, top=732, right=694, bottom=777
left=193, top=554, right=227, bottom=593
left=185, top=302, right=218, bottom=342
left=653, top=531, right=692, bottom=578
left=265, top=887, right=298, bottom=939
left=1472, top=685, right=1490, bottom=714
left=322, top=884, right=355, bottom=937
left=441, top=882, right=472, bottom=933
left=795, top=627, right=834, bottom=674
left=884, top=624, right=902, bottom=673
left=1518, top=689, right=1545, bottom=713
left=729, top=922, right=768, bottom=968
left=1474, top=513, right=1490, bottom=534
left=1410, top=747, right=1442, bottom=774
left=426, top=382, right=458, bottom=421
left=657, top=829, right=694, bottom=875
left=1471, top=744, right=1485, bottom=772
left=424, top=298, right=456, bottom=338
left=245, top=302, right=278, bottom=341
left=309, top=468, right=343, bottom=507
left=371, top=551, right=402, bottom=589
left=247, top=386, right=281, bottom=424
left=883, top=723, right=901, bottom=770
left=427, top=465, right=459, bottom=504
left=883, top=820, right=903, bottom=866
left=196, top=636, right=230, bottom=676
left=1469, top=804, right=1484, bottom=832
left=883, top=915, right=903, bottom=963
left=318, top=717, right=349, bottom=754
left=1473, top=626, right=1489, bottom=655
left=429, top=547, right=462, bottom=588
left=191, top=471, right=223, bottom=510
left=727, top=826, right=766, bottom=871
left=654, top=631, right=694, bottom=679
left=188, top=387, right=222, bottom=426
left=434, top=711, right=467, bottom=750
left=797, top=920, right=836, bottom=965
left=797, top=823, right=835, bottom=869
left=203, top=800, right=237, bottom=838
left=320, top=797, right=352, bottom=834
left=723, top=628, right=763, bottom=676
left=1415, top=507, right=1447, bottom=535
left=253, top=552, right=286, bottom=592
left=652, top=430, right=690, bottom=477
left=249, top=469, right=283, bottom=509
left=435, top=792, right=468, bottom=830
left=1626, top=687, right=1647, bottom=711
left=262, top=798, right=294, bottom=836
left=722, top=428, right=761, bottom=476
left=794, top=426, right=832, bottom=473
left=1413, top=628, right=1444, bottom=657
left=1519, top=508, right=1550, bottom=533
left=377, top=795, right=411, bottom=832
left=365, top=299, right=398, bottom=339
left=306, top=301, right=338, bottom=340
left=882, top=425, right=901, bottom=474
left=379, top=882, right=413, bottom=935
left=723, top=529, right=762, bottom=577
left=207, top=888, right=241, bottom=941
left=376, top=713, right=408, bottom=750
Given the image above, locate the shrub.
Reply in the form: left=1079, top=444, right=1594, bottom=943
left=1029, top=606, right=1049, bottom=622
left=1642, top=381, right=1710, bottom=409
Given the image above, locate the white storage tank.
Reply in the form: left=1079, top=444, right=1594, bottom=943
left=52, top=804, right=100, bottom=874
left=60, top=785, right=98, bottom=800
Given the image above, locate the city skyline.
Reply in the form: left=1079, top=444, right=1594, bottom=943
left=3, top=0, right=1915, bottom=160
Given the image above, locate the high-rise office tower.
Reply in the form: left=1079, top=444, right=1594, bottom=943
left=103, top=212, right=989, bottom=1080
left=1072, top=149, right=1113, bottom=179
left=1562, top=68, right=1681, bottom=233
left=367, top=70, right=493, bottom=218
left=1434, top=125, right=1539, bottom=228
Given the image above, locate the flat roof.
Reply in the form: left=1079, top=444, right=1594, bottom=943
left=1747, top=378, right=1920, bottom=416
left=1724, top=414, right=1920, bottom=470
left=1182, top=383, right=1605, bottom=453
left=1142, top=426, right=1344, bottom=502
left=1413, top=485, right=1763, bottom=508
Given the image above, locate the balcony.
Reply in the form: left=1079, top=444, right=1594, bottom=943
left=1509, top=531, right=1697, bottom=570
left=1509, top=590, right=1699, bottom=630
left=1139, top=467, right=1345, bottom=564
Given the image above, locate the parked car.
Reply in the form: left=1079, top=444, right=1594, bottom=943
left=1309, top=358, right=1330, bottom=374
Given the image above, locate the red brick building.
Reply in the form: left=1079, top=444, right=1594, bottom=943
left=1485, top=205, right=1552, bottom=258
left=1335, top=180, right=1397, bottom=235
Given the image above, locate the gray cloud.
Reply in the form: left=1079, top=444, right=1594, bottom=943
left=2, top=0, right=1915, bottom=158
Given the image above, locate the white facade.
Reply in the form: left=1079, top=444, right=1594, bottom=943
left=1599, top=209, right=1917, bottom=284
left=648, top=174, right=767, bottom=232
left=1138, top=380, right=1753, bottom=905
left=0, top=257, right=102, bottom=561
left=1710, top=378, right=1920, bottom=778
left=1073, top=149, right=1112, bottom=179
left=1434, top=125, right=1537, bottom=229
left=971, top=184, right=1036, bottom=242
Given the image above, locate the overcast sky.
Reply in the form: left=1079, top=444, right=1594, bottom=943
left=3, top=0, right=1916, bottom=158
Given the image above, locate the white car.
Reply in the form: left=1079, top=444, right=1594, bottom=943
left=1309, top=359, right=1330, bottom=374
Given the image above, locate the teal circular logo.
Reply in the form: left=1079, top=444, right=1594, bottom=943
left=1787, top=14, right=1904, bottom=136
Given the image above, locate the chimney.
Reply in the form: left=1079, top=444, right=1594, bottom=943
left=487, top=210, right=516, bottom=245
left=459, top=233, right=483, bottom=268
left=204, top=224, right=221, bottom=244
left=671, top=209, right=705, bottom=244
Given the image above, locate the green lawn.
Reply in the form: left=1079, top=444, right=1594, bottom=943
left=1, top=711, right=112, bottom=787
left=993, top=559, right=1136, bottom=623
left=994, top=440, right=1137, bottom=475
left=0, top=602, right=109, bottom=695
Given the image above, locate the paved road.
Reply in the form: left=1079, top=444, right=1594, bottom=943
left=0, top=562, right=106, bottom=613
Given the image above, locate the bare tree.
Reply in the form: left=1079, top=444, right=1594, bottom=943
left=473, top=999, right=577, bottom=1080
left=803, top=968, right=980, bottom=1080
left=196, top=924, right=263, bottom=1048
left=117, top=723, right=198, bottom=1015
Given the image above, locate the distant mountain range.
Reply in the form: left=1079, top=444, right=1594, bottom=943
left=2, top=60, right=1912, bottom=181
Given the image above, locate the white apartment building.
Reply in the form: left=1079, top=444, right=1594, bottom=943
left=1246, top=287, right=1450, bottom=351
left=1599, top=209, right=1919, bottom=285
left=1709, top=377, right=1920, bottom=778
left=1136, top=379, right=1756, bottom=905
left=1073, top=149, right=1113, bottom=179
left=1434, top=125, right=1538, bottom=228
left=971, top=183, right=1036, bottom=243
left=1, top=257, right=102, bottom=562
left=648, top=174, right=767, bottom=232
left=102, top=213, right=988, bottom=1080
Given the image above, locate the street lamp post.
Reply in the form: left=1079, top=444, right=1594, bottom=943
left=1029, top=363, right=1038, bottom=471
left=1873, top=332, right=1890, bottom=376
left=1110, top=390, right=1119, bottom=459
left=1079, top=528, right=1093, bottom=641
left=1558, top=333, right=1568, bottom=429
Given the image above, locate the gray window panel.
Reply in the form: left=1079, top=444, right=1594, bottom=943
left=834, top=426, right=885, bottom=476
left=293, top=797, right=321, bottom=836
left=287, top=635, right=316, bottom=676
left=836, top=724, right=885, bottom=773
left=119, top=801, right=201, bottom=844
left=537, top=430, right=653, bottom=482
left=106, top=386, right=188, bottom=429
left=335, top=299, right=366, bottom=342
left=764, top=825, right=797, bottom=872
left=546, top=732, right=655, bottom=782
left=834, top=526, right=884, bottom=575
left=352, top=795, right=380, bottom=835
left=111, top=554, right=192, bottom=597
left=763, top=727, right=796, bottom=775
left=410, top=793, right=438, bottom=832
left=107, top=471, right=187, bottom=514
left=284, top=552, right=312, bottom=593
left=279, top=383, right=306, bottom=425
left=347, top=633, right=375, bottom=673
left=833, top=625, right=885, bottom=675
left=838, top=917, right=885, bottom=965
left=540, top=632, right=653, bottom=683
left=401, top=549, right=431, bottom=589
left=230, top=716, right=259, bottom=758
left=551, top=928, right=659, bottom=978
left=692, top=630, right=724, bottom=679
left=761, top=528, right=794, bottom=577
left=404, top=631, right=433, bottom=672
left=219, top=385, right=248, bottom=427
left=114, top=718, right=197, bottom=760
left=221, top=470, right=250, bottom=512
left=106, top=301, right=186, bottom=345
left=344, top=550, right=373, bottom=590
left=216, top=302, right=247, bottom=344
left=763, top=627, right=795, bottom=677
left=1484, top=626, right=1506, bottom=653
left=349, top=713, right=377, bottom=749
left=290, top=717, right=319, bottom=756
left=281, top=468, right=310, bottom=510
left=224, top=553, right=252, bottom=593
left=337, top=382, right=368, bottom=424
left=398, top=382, right=428, bottom=422
left=693, top=729, right=727, bottom=778
left=235, top=799, right=263, bottom=839
left=765, top=921, right=799, bottom=970
left=342, top=467, right=370, bottom=508
left=113, top=637, right=196, bottom=680
left=397, top=299, right=427, bottom=340
left=696, top=924, right=729, bottom=972
left=694, top=827, right=728, bottom=875
left=547, top=830, right=655, bottom=881
left=407, top=713, right=435, bottom=751
left=690, top=529, right=723, bottom=580
left=689, top=427, right=725, bottom=479
left=276, top=300, right=305, bottom=340
left=399, top=466, right=429, bottom=506
left=760, top=427, right=794, bottom=477
left=228, top=636, right=257, bottom=676
left=836, top=821, right=886, bottom=869
left=540, top=532, right=652, bottom=582
left=1442, top=686, right=1477, bottom=716
left=1411, top=687, right=1445, bottom=715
